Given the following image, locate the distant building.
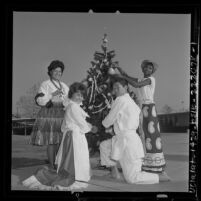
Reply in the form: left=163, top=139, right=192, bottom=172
left=158, top=111, right=189, bottom=133
left=12, top=117, right=35, bottom=135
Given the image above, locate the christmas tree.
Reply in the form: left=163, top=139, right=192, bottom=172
left=82, top=34, right=138, bottom=156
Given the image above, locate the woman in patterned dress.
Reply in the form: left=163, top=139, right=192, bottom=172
left=116, top=60, right=170, bottom=179
left=30, top=60, right=69, bottom=169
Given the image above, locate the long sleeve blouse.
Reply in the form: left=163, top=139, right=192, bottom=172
left=61, top=101, right=92, bottom=135
left=36, top=79, right=69, bottom=106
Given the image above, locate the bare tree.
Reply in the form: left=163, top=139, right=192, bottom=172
left=16, top=82, right=41, bottom=118
left=161, top=104, right=173, bottom=114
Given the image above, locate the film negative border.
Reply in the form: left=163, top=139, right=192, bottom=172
left=189, top=6, right=199, bottom=199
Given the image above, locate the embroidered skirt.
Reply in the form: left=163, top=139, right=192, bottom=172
left=30, top=103, right=65, bottom=146
left=141, top=103, right=166, bottom=173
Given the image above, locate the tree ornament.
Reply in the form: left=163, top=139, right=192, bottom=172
left=88, top=105, right=93, bottom=110
left=88, top=77, right=93, bottom=82
left=108, top=67, right=116, bottom=75
left=105, top=62, right=109, bottom=66
left=91, top=125, right=98, bottom=133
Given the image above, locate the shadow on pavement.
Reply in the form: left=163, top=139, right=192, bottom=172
left=91, top=174, right=125, bottom=184
left=12, top=157, right=47, bottom=169
left=164, top=154, right=189, bottom=162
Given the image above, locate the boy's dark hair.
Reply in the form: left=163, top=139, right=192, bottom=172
left=68, top=82, right=87, bottom=99
left=111, top=75, right=128, bottom=87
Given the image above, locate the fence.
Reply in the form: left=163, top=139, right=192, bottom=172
left=158, top=111, right=189, bottom=133
left=12, top=111, right=190, bottom=136
left=12, top=118, right=35, bottom=136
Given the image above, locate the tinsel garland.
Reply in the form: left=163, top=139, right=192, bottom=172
left=87, top=69, right=112, bottom=114
left=89, top=79, right=94, bottom=104
left=91, top=104, right=108, bottom=114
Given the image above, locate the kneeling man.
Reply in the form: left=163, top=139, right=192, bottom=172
left=100, top=76, right=170, bottom=184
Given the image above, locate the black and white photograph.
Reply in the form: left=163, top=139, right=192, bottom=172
left=4, top=3, right=199, bottom=201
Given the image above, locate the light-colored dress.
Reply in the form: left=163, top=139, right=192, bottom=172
left=22, top=100, right=92, bottom=191
left=100, top=93, right=159, bottom=184
left=30, top=79, right=69, bottom=145
left=137, top=76, right=166, bottom=173
left=55, top=100, right=92, bottom=187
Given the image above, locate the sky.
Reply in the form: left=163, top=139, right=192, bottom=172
left=12, top=12, right=191, bottom=114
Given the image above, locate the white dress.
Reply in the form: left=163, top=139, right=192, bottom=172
left=100, top=93, right=159, bottom=184
left=55, top=100, right=92, bottom=189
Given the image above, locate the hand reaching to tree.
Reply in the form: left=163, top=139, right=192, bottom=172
left=115, top=66, right=128, bottom=77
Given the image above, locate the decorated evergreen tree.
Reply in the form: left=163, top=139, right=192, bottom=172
left=82, top=34, right=139, bottom=156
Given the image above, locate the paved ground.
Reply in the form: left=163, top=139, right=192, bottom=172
left=11, top=132, right=189, bottom=192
